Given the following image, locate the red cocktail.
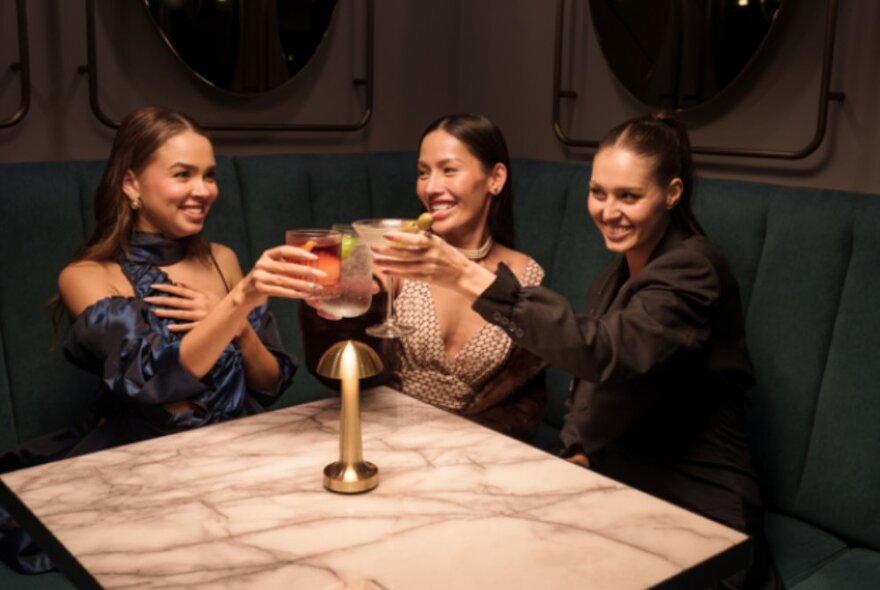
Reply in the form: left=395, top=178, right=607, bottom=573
left=285, top=229, right=341, bottom=298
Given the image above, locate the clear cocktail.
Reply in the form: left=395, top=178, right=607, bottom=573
left=319, top=224, right=373, bottom=318
left=351, top=219, right=418, bottom=338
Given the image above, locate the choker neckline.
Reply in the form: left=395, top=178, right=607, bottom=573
left=127, top=231, right=189, bottom=266
left=455, top=236, right=494, bottom=261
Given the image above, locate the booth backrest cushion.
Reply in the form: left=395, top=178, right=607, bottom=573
left=1, top=154, right=879, bottom=580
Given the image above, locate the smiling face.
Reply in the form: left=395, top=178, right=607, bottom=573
left=588, top=146, right=682, bottom=275
left=416, top=129, right=506, bottom=248
left=123, top=130, right=218, bottom=239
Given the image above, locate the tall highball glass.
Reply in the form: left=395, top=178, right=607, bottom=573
left=318, top=224, right=373, bottom=318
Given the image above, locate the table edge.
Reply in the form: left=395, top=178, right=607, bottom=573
left=0, top=476, right=101, bottom=589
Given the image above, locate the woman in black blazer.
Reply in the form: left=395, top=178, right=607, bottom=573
left=373, top=113, right=779, bottom=589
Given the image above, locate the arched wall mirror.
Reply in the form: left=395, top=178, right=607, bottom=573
left=143, top=0, right=338, bottom=94
left=553, top=0, right=842, bottom=159
left=590, top=0, right=784, bottom=110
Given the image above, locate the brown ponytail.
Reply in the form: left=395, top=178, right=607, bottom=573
left=598, top=112, right=705, bottom=236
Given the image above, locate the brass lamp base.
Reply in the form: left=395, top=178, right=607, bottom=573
left=317, top=340, right=384, bottom=495
left=323, top=460, right=379, bottom=494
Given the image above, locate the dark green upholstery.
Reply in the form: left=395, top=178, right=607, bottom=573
left=1, top=154, right=878, bottom=588
left=511, top=160, right=613, bottom=442
left=696, top=184, right=880, bottom=589
left=0, top=163, right=97, bottom=451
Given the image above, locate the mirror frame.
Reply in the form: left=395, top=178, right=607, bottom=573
left=551, top=0, right=844, bottom=160
left=79, top=0, right=374, bottom=132
left=588, top=0, right=787, bottom=113
left=0, top=0, right=31, bottom=129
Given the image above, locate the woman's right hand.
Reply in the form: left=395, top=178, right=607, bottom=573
left=304, top=277, right=381, bottom=320
left=234, top=245, right=325, bottom=309
left=304, top=298, right=342, bottom=320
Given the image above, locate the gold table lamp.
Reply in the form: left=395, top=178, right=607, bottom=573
left=316, top=340, right=384, bottom=493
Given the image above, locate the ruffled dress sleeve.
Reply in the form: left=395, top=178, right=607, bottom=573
left=64, top=296, right=296, bottom=421
left=64, top=296, right=208, bottom=405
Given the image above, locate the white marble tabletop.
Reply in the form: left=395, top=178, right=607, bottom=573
left=0, top=387, right=749, bottom=589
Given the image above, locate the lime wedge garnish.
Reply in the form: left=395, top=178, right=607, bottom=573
left=341, top=234, right=356, bottom=259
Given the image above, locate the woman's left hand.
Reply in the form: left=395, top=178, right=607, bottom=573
left=145, top=283, right=222, bottom=333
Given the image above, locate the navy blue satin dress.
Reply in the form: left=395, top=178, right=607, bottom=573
left=1, top=253, right=296, bottom=574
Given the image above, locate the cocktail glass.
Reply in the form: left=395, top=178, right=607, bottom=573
left=351, top=219, right=416, bottom=338
left=285, top=229, right=342, bottom=299
left=319, top=224, right=373, bottom=318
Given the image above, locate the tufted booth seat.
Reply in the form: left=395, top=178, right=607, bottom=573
left=1, top=152, right=879, bottom=588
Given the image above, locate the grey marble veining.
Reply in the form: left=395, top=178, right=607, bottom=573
left=1, top=388, right=747, bottom=589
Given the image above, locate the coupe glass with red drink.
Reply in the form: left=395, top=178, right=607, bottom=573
left=285, top=229, right=342, bottom=299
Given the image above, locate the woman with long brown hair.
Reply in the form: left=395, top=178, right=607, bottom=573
left=1, top=106, right=321, bottom=575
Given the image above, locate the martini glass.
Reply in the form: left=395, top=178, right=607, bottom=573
left=352, top=219, right=417, bottom=338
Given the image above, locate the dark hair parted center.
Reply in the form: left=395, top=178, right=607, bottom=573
left=419, top=114, right=516, bottom=249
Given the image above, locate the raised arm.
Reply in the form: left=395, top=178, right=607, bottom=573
left=373, top=231, right=722, bottom=383
left=208, top=244, right=294, bottom=395
left=60, top=245, right=319, bottom=405
left=472, top=249, right=720, bottom=383
left=176, top=244, right=319, bottom=382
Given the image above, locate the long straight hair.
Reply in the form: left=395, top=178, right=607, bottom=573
left=52, top=107, right=212, bottom=333
left=73, top=106, right=213, bottom=264
left=419, top=113, right=516, bottom=248
left=598, top=112, right=706, bottom=236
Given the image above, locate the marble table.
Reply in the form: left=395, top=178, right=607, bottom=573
left=0, top=387, right=749, bottom=589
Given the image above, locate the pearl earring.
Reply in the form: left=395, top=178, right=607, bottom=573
left=130, top=198, right=142, bottom=211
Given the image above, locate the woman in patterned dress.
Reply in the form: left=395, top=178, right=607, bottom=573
left=303, top=114, right=547, bottom=441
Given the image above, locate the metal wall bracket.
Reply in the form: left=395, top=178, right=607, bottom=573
left=0, top=0, right=31, bottom=129
left=552, top=0, right=844, bottom=159
left=79, top=0, right=373, bottom=132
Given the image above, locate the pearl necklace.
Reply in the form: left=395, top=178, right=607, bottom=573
left=455, top=236, right=494, bottom=261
